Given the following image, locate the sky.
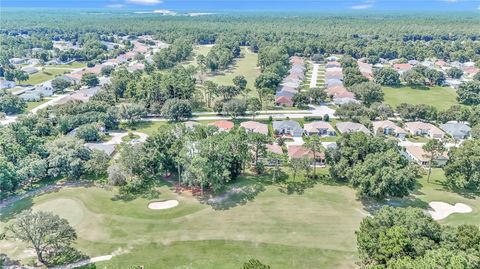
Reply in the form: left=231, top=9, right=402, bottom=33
left=1, top=0, right=479, bottom=12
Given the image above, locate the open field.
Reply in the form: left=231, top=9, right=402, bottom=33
left=181, top=45, right=213, bottom=68
left=382, top=86, right=459, bottom=110
left=1, top=168, right=477, bottom=268
left=23, top=68, right=72, bottom=85
left=207, top=47, right=260, bottom=91
left=26, top=98, right=50, bottom=111
left=44, top=61, right=86, bottom=69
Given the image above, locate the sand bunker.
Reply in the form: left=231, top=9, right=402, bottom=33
left=428, top=201, right=472, bottom=220
left=148, top=200, right=179, bottom=210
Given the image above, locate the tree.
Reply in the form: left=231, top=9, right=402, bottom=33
left=14, top=70, right=29, bottom=83
left=308, top=87, right=328, bottom=104
left=100, top=65, right=114, bottom=76
left=304, top=134, right=322, bottom=179
left=247, top=97, right=262, bottom=118
left=117, top=103, right=147, bottom=125
left=233, top=75, right=247, bottom=91
left=18, top=154, right=47, bottom=187
left=292, top=92, right=309, bottom=107
left=75, top=123, right=101, bottom=142
left=289, top=156, right=311, bottom=181
left=107, top=163, right=127, bottom=186
left=218, top=85, right=241, bottom=101
left=0, top=93, right=27, bottom=115
left=348, top=149, right=417, bottom=199
left=203, top=80, right=218, bottom=108
left=374, top=67, right=400, bottom=86
left=7, top=210, right=77, bottom=266
left=81, top=72, right=99, bottom=87
left=446, top=67, right=464, bottom=79
left=0, top=157, right=18, bottom=194
left=425, top=68, right=445, bottom=86
left=422, top=139, right=445, bottom=183
left=222, top=99, right=247, bottom=119
left=45, top=136, right=91, bottom=180
left=471, top=124, right=480, bottom=139
left=444, top=139, right=480, bottom=190
left=242, top=259, right=271, bottom=269
left=356, top=206, right=442, bottom=268
left=247, top=132, right=270, bottom=167
left=85, top=150, right=110, bottom=178
left=457, top=81, right=480, bottom=105
left=160, top=98, right=192, bottom=122
left=51, top=77, right=71, bottom=93
left=349, top=82, right=384, bottom=106
left=254, top=72, right=281, bottom=91
left=402, top=70, right=425, bottom=86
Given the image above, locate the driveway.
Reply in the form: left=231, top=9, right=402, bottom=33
left=309, top=63, right=320, bottom=88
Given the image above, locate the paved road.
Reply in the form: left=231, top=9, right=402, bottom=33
left=309, top=63, right=320, bottom=88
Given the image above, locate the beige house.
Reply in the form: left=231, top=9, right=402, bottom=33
left=403, top=145, right=448, bottom=167
left=240, top=121, right=269, bottom=136
left=372, top=120, right=407, bottom=140
left=404, top=122, right=445, bottom=140
left=336, top=122, right=371, bottom=135
left=304, top=121, right=336, bottom=137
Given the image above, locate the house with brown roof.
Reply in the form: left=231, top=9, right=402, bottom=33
left=208, top=120, right=234, bottom=132
left=325, top=86, right=355, bottom=99
left=275, top=95, right=294, bottom=107
left=372, top=120, right=407, bottom=140
left=404, top=122, right=445, bottom=140
left=393, top=63, right=413, bottom=74
left=287, top=145, right=326, bottom=166
left=336, top=122, right=371, bottom=135
left=403, top=145, right=448, bottom=167
left=240, top=121, right=268, bottom=136
left=304, top=121, right=336, bottom=137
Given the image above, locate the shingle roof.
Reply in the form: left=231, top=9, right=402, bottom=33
left=336, top=122, right=371, bottom=134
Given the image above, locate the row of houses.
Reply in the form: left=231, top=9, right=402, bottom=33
left=275, top=56, right=306, bottom=107
left=324, top=58, right=359, bottom=106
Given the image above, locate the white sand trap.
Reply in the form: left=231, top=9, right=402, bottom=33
left=428, top=201, right=472, bottom=220
left=148, top=200, right=179, bottom=210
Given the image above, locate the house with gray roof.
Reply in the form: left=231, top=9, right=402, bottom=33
left=326, top=79, right=343, bottom=88
left=273, top=120, right=303, bottom=137
left=440, top=122, right=471, bottom=140
left=85, top=143, right=116, bottom=156
left=0, top=80, right=16, bottom=89
left=22, top=66, right=39, bottom=74
left=20, top=86, right=54, bottom=101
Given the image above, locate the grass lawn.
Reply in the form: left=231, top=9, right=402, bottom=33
left=26, top=98, right=50, bottom=111
left=23, top=68, right=73, bottom=85
left=181, top=45, right=213, bottom=68
left=382, top=86, right=459, bottom=110
left=128, top=121, right=168, bottom=136
left=406, top=136, right=431, bottom=143
left=1, top=166, right=478, bottom=268
left=45, top=61, right=86, bottom=69
left=208, top=47, right=260, bottom=92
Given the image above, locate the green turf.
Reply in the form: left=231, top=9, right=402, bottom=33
left=26, top=99, right=50, bottom=111
left=208, top=47, right=260, bottom=91
left=382, top=86, right=459, bottom=110
left=406, top=136, right=431, bottom=143
left=181, top=45, right=213, bottom=68
left=2, top=168, right=478, bottom=268
left=23, top=68, right=73, bottom=85
left=44, top=61, right=86, bottom=69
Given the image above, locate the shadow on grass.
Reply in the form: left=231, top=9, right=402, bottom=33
left=361, top=196, right=431, bottom=215
left=204, top=182, right=266, bottom=210
left=111, top=178, right=169, bottom=202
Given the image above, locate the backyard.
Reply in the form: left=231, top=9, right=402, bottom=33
left=382, top=86, right=459, bottom=110
left=22, top=68, right=73, bottom=85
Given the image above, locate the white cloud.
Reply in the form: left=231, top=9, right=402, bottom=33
left=107, top=4, right=125, bottom=8
left=351, top=4, right=373, bottom=10
left=126, top=0, right=162, bottom=5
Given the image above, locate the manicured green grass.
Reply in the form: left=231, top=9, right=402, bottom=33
left=208, top=47, right=260, bottom=91
left=26, top=98, right=50, bottom=111
left=23, top=68, right=72, bottom=85
left=128, top=121, right=167, bottom=136
left=406, top=136, right=431, bottom=143
left=45, top=61, right=86, bottom=69
left=382, top=86, right=459, bottom=110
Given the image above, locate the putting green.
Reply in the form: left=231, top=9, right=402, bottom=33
left=33, top=198, right=85, bottom=226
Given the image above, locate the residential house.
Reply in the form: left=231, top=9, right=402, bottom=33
left=273, top=120, right=303, bottom=137
left=372, top=120, right=407, bottom=139
left=9, top=58, right=25, bottom=64
left=304, top=121, right=336, bottom=137
left=326, top=79, right=343, bottom=88
left=439, top=122, right=471, bottom=140
left=20, top=86, right=54, bottom=101
left=208, top=120, right=234, bottom=132
left=336, top=122, right=371, bottom=135
left=326, top=61, right=341, bottom=68
left=403, top=145, right=448, bottom=167
left=404, top=121, right=445, bottom=140
left=287, top=145, right=326, bottom=166
left=393, top=63, right=413, bottom=74
left=85, top=143, right=116, bottom=156
left=334, top=97, right=360, bottom=106
left=22, top=66, right=39, bottom=74
left=58, top=86, right=101, bottom=104
left=275, top=96, right=294, bottom=107
left=262, top=143, right=284, bottom=166
left=240, top=121, right=268, bottom=135
left=325, top=85, right=355, bottom=99
left=326, top=56, right=338, bottom=62
left=0, top=80, right=16, bottom=89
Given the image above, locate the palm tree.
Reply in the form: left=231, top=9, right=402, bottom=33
left=422, top=139, right=445, bottom=183
left=305, top=134, right=323, bottom=179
